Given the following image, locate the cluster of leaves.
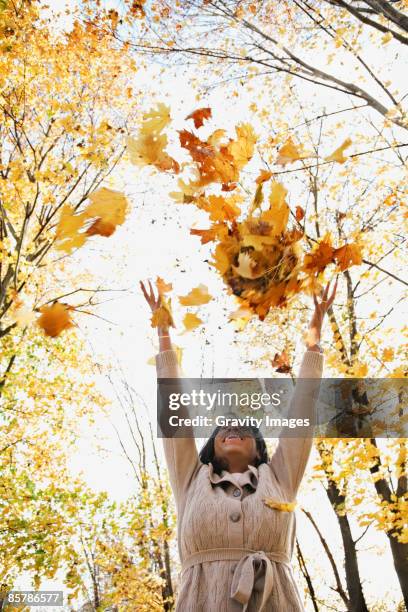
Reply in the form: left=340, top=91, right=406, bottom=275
left=129, top=104, right=362, bottom=328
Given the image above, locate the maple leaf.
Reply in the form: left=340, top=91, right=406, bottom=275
left=127, top=134, right=179, bottom=173
left=276, top=138, right=311, bottom=166
left=85, top=188, right=129, bottom=237
left=206, top=195, right=242, bottom=222
left=54, top=204, right=88, bottom=253
left=140, top=103, right=171, bottom=134
left=183, top=312, right=203, bottom=331
left=271, top=351, right=291, bottom=373
left=179, top=284, right=212, bottom=306
left=333, top=242, right=362, bottom=271
left=190, top=223, right=228, bottom=244
left=303, top=235, right=336, bottom=274
left=261, top=182, right=289, bottom=236
left=325, top=138, right=352, bottom=164
left=210, top=244, right=231, bottom=274
left=186, top=107, right=212, bottom=129
left=37, top=302, right=74, bottom=337
left=227, top=123, right=257, bottom=170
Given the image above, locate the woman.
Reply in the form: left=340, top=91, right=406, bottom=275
left=141, top=278, right=337, bottom=612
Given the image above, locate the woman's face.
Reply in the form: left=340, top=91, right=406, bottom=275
left=213, top=425, right=259, bottom=469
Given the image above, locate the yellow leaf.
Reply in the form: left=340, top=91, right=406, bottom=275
left=228, top=123, right=257, bottom=170
left=85, top=188, right=129, bottom=237
left=263, top=498, right=296, bottom=512
left=325, top=138, right=352, bottom=164
left=140, top=103, right=171, bottom=134
left=261, top=182, right=289, bottom=236
left=276, top=138, right=311, bottom=166
left=382, top=348, right=394, bottom=362
left=382, top=32, right=393, bottom=44
left=210, top=244, right=230, bottom=274
left=54, top=204, right=88, bottom=253
left=151, top=298, right=175, bottom=328
left=183, top=312, right=203, bottom=331
left=179, top=284, right=213, bottom=306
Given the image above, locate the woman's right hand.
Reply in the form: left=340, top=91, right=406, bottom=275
left=140, top=279, right=172, bottom=347
left=140, top=279, right=162, bottom=314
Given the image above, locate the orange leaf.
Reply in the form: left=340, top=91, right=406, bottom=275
left=333, top=243, right=362, bottom=271
left=295, top=206, right=305, bottom=221
left=186, top=107, right=212, bottom=129
left=255, top=170, right=273, bottom=184
left=303, top=236, right=336, bottom=274
left=156, top=277, right=172, bottom=295
left=37, top=302, right=74, bottom=337
left=271, top=351, right=291, bottom=373
left=190, top=223, right=228, bottom=244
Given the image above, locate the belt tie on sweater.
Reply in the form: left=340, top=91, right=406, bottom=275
left=182, top=547, right=290, bottom=611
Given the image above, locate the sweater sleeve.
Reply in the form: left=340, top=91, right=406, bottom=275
left=268, top=350, right=323, bottom=499
left=156, top=349, right=200, bottom=508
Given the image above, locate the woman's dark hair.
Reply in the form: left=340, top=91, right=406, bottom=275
left=199, top=425, right=269, bottom=475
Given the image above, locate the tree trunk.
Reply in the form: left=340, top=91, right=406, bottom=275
left=369, top=438, right=408, bottom=608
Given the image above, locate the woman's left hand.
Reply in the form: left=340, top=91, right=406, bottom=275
left=306, top=276, right=338, bottom=349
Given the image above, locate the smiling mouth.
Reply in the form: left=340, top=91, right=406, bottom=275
left=223, top=432, right=244, bottom=442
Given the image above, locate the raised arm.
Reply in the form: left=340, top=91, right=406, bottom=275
left=140, top=280, right=200, bottom=508
left=269, top=278, right=338, bottom=499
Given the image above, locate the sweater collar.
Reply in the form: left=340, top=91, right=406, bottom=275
left=208, top=462, right=259, bottom=488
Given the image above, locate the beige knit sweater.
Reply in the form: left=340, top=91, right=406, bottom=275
left=156, top=349, right=323, bottom=612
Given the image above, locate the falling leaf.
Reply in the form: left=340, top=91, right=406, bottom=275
left=37, top=302, right=74, bottom=337
left=303, top=235, right=336, bottom=274
left=229, top=305, right=253, bottom=331
left=210, top=244, right=231, bottom=274
left=271, top=351, right=291, bottom=373
left=54, top=204, right=88, bottom=253
left=261, top=182, right=289, bottom=236
left=127, top=134, right=179, bottom=173
left=190, top=223, right=228, bottom=244
left=263, top=498, right=296, bottom=512
left=276, top=138, right=311, bottom=166
left=227, top=123, right=257, bottom=170
left=255, top=170, right=273, bottom=184
left=156, top=276, right=172, bottom=295
left=333, top=242, right=362, bottom=271
left=295, top=206, right=305, bottom=221
left=179, top=284, right=212, bottom=306
left=325, top=138, right=352, bottom=164
left=186, top=107, right=212, bottom=128
left=183, top=312, right=203, bottom=331
left=85, top=188, right=129, bottom=237
left=141, top=103, right=171, bottom=134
